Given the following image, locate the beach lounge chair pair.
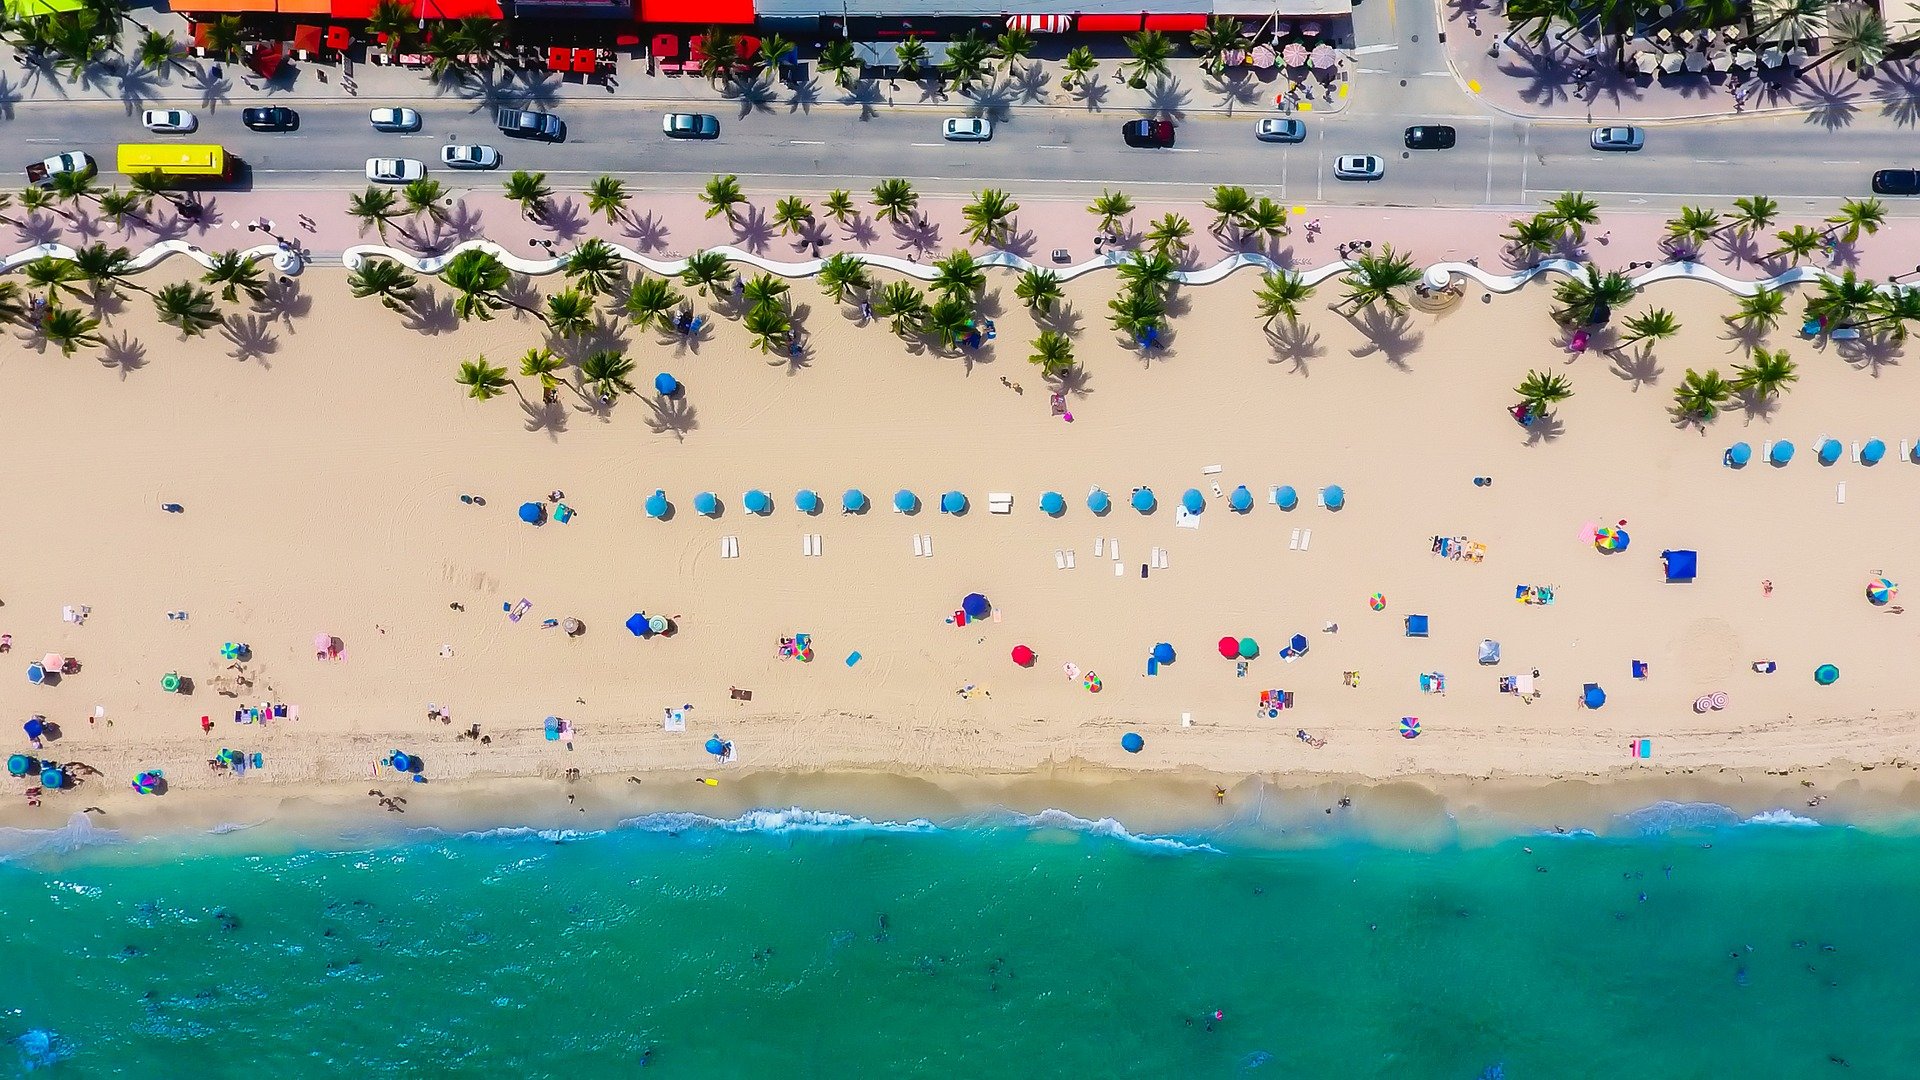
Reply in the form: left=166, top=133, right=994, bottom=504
left=1288, top=529, right=1313, bottom=551
left=910, top=534, right=933, bottom=557
left=1149, top=548, right=1168, bottom=569
left=800, top=534, right=823, bottom=557
left=1054, top=550, right=1077, bottom=570
left=988, top=493, right=1013, bottom=514
left=718, top=536, right=740, bottom=559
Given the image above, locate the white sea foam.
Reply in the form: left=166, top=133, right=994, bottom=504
left=1743, top=809, right=1822, bottom=828
left=993, top=808, right=1222, bottom=854
left=0, top=813, right=121, bottom=863
left=616, top=808, right=939, bottom=835
left=443, top=825, right=609, bottom=843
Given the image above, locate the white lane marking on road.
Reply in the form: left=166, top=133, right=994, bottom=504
left=908, top=142, right=940, bottom=147
left=1168, top=148, right=1200, bottom=153
left=1036, top=144, right=1068, bottom=149
left=789, top=140, right=825, bottom=146
left=1351, top=43, right=1400, bottom=55
left=1821, top=160, right=1861, bottom=165
left=1696, top=160, right=1729, bottom=164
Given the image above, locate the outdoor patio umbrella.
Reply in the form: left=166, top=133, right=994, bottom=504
left=795, top=489, right=821, bottom=514
left=1817, top=438, right=1843, bottom=465
left=1229, top=486, right=1253, bottom=512
left=743, top=489, right=771, bottom=515
left=1635, top=51, right=1661, bottom=74
left=1131, top=488, right=1156, bottom=512
left=1760, top=46, right=1783, bottom=67
left=940, top=491, right=967, bottom=514
left=645, top=490, right=669, bottom=519
left=1280, top=42, right=1304, bottom=67
left=1660, top=52, right=1685, bottom=73
left=893, top=489, right=918, bottom=513
left=1322, top=484, right=1346, bottom=509
left=694, top=491, right=719, bottom=516
left=1087, top=488, right=1111, bottom=514
left=1862, top=439, right=1887, bottom=465
left=1040, top=492, right=1065, bottom=516
left=1309, top=43, right=1336, bottom=69
left=1709, top=50, right=1732, bottom=71
left=1684, top=52, right=1708, bottom=72
left=1181, top=489, right=1205, bottom=514
left=842, top=489, right=867, bottom=512
left=1277, top=485, right=1298, bottom=510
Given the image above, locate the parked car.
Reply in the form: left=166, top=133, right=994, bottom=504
left=24, top=151, right=94, bottom=187
left=1590, top=126, right=1645, bottom=151
left=496, top=107, right=564, bottom=141
left=440, top=144, right=500, bottom=170
left=1333, top=154, right=1385, bottom=181
left=1403, top=125, right=1455, bottom=150
left=241, top=106, right=299, bottom=131
left=942, top=117, right=992, bottom=142
left=369, top=107, right=422, bottom=133
left=1255, top=118, right=1306, bottom=144
left=141, top=109, right=198, bottom=134
left=365, top=158, right=425, bottom=183
left=1121, top=118, right=1175, bottom=148
left=662, top=112, right=720, bottom=139
left=1871, top=169, right=1919, bottom=195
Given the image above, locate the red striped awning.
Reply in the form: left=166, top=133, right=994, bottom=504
left=1006, top=14, right=1071, bottom=33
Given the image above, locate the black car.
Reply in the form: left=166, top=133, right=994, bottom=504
left=241, top=106, right=298, bottom=132
left=1403, top=125, right=1455, bottom=150
left=496, top=107, right=565, bottom=142
left=1871, top=169, right=1919, bottom=195
left=1121, top=118, right=1175, bottom=148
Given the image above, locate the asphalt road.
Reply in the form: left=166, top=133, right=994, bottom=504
left=11, top=98, right=1906, bottom=213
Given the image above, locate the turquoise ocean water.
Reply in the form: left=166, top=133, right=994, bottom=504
left=5, top=802, right=1919, bottom=1077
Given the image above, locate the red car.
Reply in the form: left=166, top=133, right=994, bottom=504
left=1121, top=118, right=1175, bottom=148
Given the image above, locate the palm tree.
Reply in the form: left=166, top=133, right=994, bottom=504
left=0, top=282, right=27, bottom=328
left=772, top=196, right=813, bottom=237
left=39, top=305, right=104, bottom=357
left=1108, top=288, right=1166, bottom=342
left=892, top=37, right=929, bottom=83
left=440, top=248, right=513, bottom=322
left=1503, top=215, right=1559, bottom=261
left=961, top=188, right=1019, bottom=247
left=930, top=251, right=985, bottom=304
left=580, top=349, right=637, bottom=400
left=1805, top=269, right=1878, bottom=327
left=201, top=14, right=244, bottom=63
left=135, top=29, right=181, bottom=74
left=1204, top=185, right=1254, bottom=235
left=1755, top=0, right=1829, bottom=43
left=1810, top=5, right=1886, bottom=72
left=1726, top=289, right=1786, bottom=333
left=1514, top=370, right=1574, bottom=411
left=870, top=178, right=919, bottom=224
left=1255, top=270, right=1315, bottom=329
left=817, top=38, right=862, bottom=89
left=96, top=189, right=147, bottom=231
left=1618, top=306, right=1681, bottom=349
left=544, top=289, right=595, bottom=338
left=1770, top=225, right=1824, bottom=263
left=910, top=296, right=966, bottom=349
left=745, top=301, right=794, bottom=353
left=1145, top=213, right=1192, bottom=259
left=1862, top=285, right=1920, bottom=340
left=503, top=171, right=551, bottom=221
left=1030, top=329, right=1076, bottom=375
left=1242, top=198, right=1290, bottom=242
left=1731, top=347, right=1799, bottom=398
left=755, top=32, right=796, bottom=78
left=585, top=175, right=629, bottom=225
left=1664, top=207, right=1720, bottom=253
left=1062, top=46, right=1099, bottom=90
left=399, top=178, right=450, bottom=227
left=22, top=258, right=88, bottom=304
left=680, top=250, right=733, bottom=296
left=198, top=250, right=264, bottom=304
left=700, top=174, right=747, bottom=222
left=696, top=26, right=742, bottom=84
left=1506, top=0, right=1570, bottom=43
left=127, top=170, right=182, bottom=213
left=1117, top=250, right=1179, bottom=299
left=624, top=276, right=682, bottom=332
left=71, top=242, right=145, bottom=298
left=1089, top=190, right=1134, bottom=236
left=941, top=33, right=992, bottom=93
left=1015, top=268, right=1063, bottom=315
left=455, top=356, right=513, bottom=402
left=348, top=257, right=418, bottom=312
left=1337, top=245, right=1421, bottom=315
left=1671, top=367, right=1733, bottom=424
left=1550, top=265, right=1638, bottom=325
left=743, top=273, right=790, bottom=313
left=1546, top=191, right=1601, bottom=241
left=563, top=238, right=624, bottom=298
left=822, top=189, right=856, bottom=227
left=1721, top=195, right=1779, bottom=237
left=46, top=167, right=104, bottom=218
left=875, top=281, right=927, bottom=337
left=348, top=186, right=403, bottom=241
left=366, top=0, right=412, bottom=58
left=519, top=347, right=565, bottom=399
left=1120, top=29, right=1173, bottom=87
left=1823, top=197, right=1885, bottom=244
left=817, top=253, right=872, bottom=305
left=152, top=282, right=223, bottom=337
left=1190, top=15, right=1248, bottom=76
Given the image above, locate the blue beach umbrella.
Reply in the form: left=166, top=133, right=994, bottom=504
left=962, top=593, right=990, bottom=619
left=704, top=736, right=727, bottom=756
left=1817, top=438, right=1842, bottom=465
left=1863, top=438, right=1887, bottom=465
left=940, top=491, right=967, bottom=515
left=1040, top=491, right=1065, bottom=516
left=694, top=491, right=719, bottom=516
left=1582, top=683, right=1607, bottom=709
left=1131, top=487, right=1156, bottom=513
left=1229, top=485, right=1253, bottom=512
left=1322, top=484, right=1346, bottom=510
left=644, top=489, right=669, bottom=519
left=1727, top=441, right=1752, bottom=466
left=1152, top=642, right=1175, bottom=664
left=1121, top=732, right=1144, bottom=753
left=626, top=613, right=651, bottom=636
left=41, top=767, right=64, bottom=789
left=795, top=489, right=821, bottom=514
left=518, top=501, right=544, bottom=525
left=26, top=663, right=44, bottom=685
left=893, top=489, right=918, bottom=513
left=654, top=372, right=679, bottom=396
left=842, top=489, right=867, bottom=513
left=1087, top=488, right=1112, bottom=514
left=1770, top=440, right=1796, bottom=465
left=744, top=489, right=771, bottom=515
left=1290, top=633, right=1309, bottom=653
left=1815, top=663, right=1840, bottom=686
left=1277, top=485, right=1298, bottom=511
left=1182, top=488, right=1205, bottom=514
left=23, top=717, right=44, bottom=742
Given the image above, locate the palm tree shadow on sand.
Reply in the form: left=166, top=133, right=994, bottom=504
left=641, top=394, right=699, bottom=440
left=1346, top=307, right=1422, bottom=370
left=1267, top=319, right=1323, bottom=375
left=520, top=395, right=570, bottom=438
left=1524, top=411, right=1566, bottom=445
left=1607, top=345, right=1663, bottom=392
left=99, top=331, right=147, bottom=378
left=221, top=313, right=279, bottom=366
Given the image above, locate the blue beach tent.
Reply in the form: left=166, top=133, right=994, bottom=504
left=1322, top=484, right=1346, bottom=510
left=1182, top=489, right=1205, bottom=514
left=940, top=491, right=967, bottom=515
left=894, top=489, right=918, bottom=513
left=1770, top=440, right=1796, bottom=465
left=1661, top=549, right=1697, bottom=582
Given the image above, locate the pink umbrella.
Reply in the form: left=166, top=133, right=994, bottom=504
left=1252, top=43, right=1277, bottom=69
left=314, top=633, right=336, bottom=659
left=42, top=653, right=64, bottom=673
left=1310, top=43, right=1336, bottom=70
left=1281, top=42, right=1307, bottom=67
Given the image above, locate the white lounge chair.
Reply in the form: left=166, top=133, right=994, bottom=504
left=913, top=534, right=925, bottom=557
left=988, top=493, right=1014, bottom=514
left=1055, top=550, right=1067, bottom=570
left=1288, top=529, right=1301, bottom=551
left=1300, top=529, right=1312, bottom=551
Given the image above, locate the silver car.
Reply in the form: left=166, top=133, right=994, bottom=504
left=141, top=109, right=198, bottom=134
left=942, top=117, right=993, bottom=142
left=365, top=157, right=425, bottom=183
left=1333, top=154, right=1384, bottom=181
left=1590, top=126, right=1645, bottom=151
left=440, top=144, right=500, bottom=169
left=369, top=107, right=422, bottom=133
left=661, top=112, right=719, bottom=139
left=1254, top=118, right=1305, bottom=143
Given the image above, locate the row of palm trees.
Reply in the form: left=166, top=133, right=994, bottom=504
left=1504, top=0, right=1902, bottom=76
left=0, top=239, right=269, bottom=356
left=1504, top=191, right=1887, bottom=267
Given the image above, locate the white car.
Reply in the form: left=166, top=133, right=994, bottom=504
left=1333, top=154, right=1385, bottom=181
left=440, top=144, right=500, bottom=170
left=942, top=117, right=992, bottom=142
left=365, top=157, right=425, bottom=183
left=369, top=107, right=422, bottom=133
left=1590, top=125, right=1645, bottom=151
left=141, top=109, right=198, bottom=134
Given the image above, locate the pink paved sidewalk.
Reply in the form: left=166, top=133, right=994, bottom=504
left=14, top=184, right=1920, bottom=281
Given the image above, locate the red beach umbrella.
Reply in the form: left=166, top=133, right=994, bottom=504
left=1218, top=636, right=1240, bottom=658
left=1011, top=644, right=1035, bottom=667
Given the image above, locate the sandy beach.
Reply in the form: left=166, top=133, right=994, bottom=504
left=4, top=252, right=1920, bottom=831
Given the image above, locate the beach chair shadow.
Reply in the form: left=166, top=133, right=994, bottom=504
left=621, top=211, right=671, bottom=253
left=221, top=313, right=279, bottom=366
left=1267, top=319, right=1323, bottom=374
left=99, top=331, right=147, bottom=378
left=641, top=395, right=699, bottom=441
left=1348, top=307, right=1422, bottom=370
left=1607, top=345, right=1663, bottom=391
